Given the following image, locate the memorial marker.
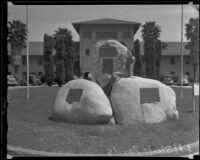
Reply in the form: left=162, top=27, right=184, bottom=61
left=66, top=89, right=83, bottom=104
left=99, top=46, right=117, bottom=58
left=140, top=88, right=160, bottom=104
left=102, top=59, right=113, bottom=74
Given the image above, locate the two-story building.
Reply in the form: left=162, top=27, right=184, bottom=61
left=72, top=18, right=141, bottom=74
left=7, top=18, right=198, bottom=81
left=139, top=42, right=194, bottom=78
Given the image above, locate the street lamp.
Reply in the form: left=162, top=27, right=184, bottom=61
left=180, top=4, right=184, bottom=99
left=26, top=5, right=30, bottom=99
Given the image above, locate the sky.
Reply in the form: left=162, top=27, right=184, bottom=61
left=7, top=3, right=199, bottom=42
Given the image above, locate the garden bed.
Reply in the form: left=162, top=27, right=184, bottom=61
left=7, top=86, right=199, bottom=155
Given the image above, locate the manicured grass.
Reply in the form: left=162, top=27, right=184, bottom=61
left=7, top=86, right=199, bottom=154
left=171, top=86, right=199, bottom=113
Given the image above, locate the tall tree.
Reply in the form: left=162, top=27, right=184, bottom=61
left=154, top=40, right=162, bottom=80
left=133, top=39, right=143, bottom=76
left=185, top=9, right=199, bottom=82
left=43, top=34, right=54, bottom=86
left=8, top=20, right=27, bottom=79
left=53, top=28, right=74, bottom=86
left=53, top=36, right=65, bottom=86
left=141, top=21, right=161, bottom=79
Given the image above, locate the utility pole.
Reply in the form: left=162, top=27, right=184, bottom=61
left=26, top=5, right=30, bottom=99
left=180, top=4, right=184, bottom=99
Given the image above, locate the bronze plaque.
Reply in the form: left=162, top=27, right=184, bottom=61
left=66, top=89, right=83, bottom=104
left=99, top=47, right=117, bottom=58
left=140, top=88, right=160, bottom=104
left=102, top=59, right=113, bottom=74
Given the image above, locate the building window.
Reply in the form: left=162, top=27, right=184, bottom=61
left=185, top=56, right=190, bottom=64
left=85, top=49, right=90, bottom=56
left=170, top=57, right=175, bottom=65
left=122, top=32, right=131, bottom=39
left=96, top=32, right=117, bottom=39
left=102, top=58, right=113, bottom=74
left=22, top=72, right=27, bottom=79
left=38, top=72, right=43, bottom=75
left=162, top=43, right=168, bottom=49
left=8, top=56, right=11, bottom=64
left=141, top=56, right=145, bottom=63
left=170, top=71, right=175, bottom=75
left=22, top=55, right=26, bottom=65
left=38, top=56, right=43, bottom=65
left=185, top=72, right=190, bottom=76
left=83, top=32, right=92, bottom=39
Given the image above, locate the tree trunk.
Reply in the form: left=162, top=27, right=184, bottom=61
left=55, top=54, right=65, bottom=86
left=11, top=45, right=23, bottom=81
left=14, top=66, right=18, bottom=74
left=193, top=64, right=197, bottom=82
left=43, top=34, right=54, bottom=86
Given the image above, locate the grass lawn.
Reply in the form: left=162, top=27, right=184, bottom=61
left=7, top=86, right=199, bottom=154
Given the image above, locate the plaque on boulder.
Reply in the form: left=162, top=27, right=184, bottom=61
left=99, top=47, right=117, bottom=58
left=66, top=88, right=83, bottom=104
left=140, top=88, right=160, bottom=104
left=102, top=59, right=113, bottom=74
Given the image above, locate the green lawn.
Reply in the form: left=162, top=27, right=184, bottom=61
left=7, top=86, right=199, bottom=154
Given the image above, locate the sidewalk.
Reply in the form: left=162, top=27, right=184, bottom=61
left=8, top=84, right=59, bottom=90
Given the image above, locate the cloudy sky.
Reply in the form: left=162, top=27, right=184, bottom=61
left=8, top=4, right=199, bottom=42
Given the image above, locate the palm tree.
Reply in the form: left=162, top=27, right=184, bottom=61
left=154, top=40, right=162, bottom=80
left=43, top=34, right=54, bottom=86
left=133, top=39, right=143, bottom=76
left=8, top=20, right=27, bottom=79
left=141, top=21, right=161, bottom=79
left=185, top=15, right=199, bottom=82
left=53, top=28, right=74, bottom=86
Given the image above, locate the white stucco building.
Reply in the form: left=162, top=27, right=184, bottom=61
left=72, top=18, right=141, bottom=74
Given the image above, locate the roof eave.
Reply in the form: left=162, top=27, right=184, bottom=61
left=72, top=23, right=80, bottom=34
left=72, top=22, right=141, bottom=35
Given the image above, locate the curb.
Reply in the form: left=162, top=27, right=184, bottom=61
left=8, top=85, right=59, bottom=90
left=7, top=141, right=199, bottom=157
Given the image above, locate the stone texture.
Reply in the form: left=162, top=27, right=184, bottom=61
left=50, top=79, right=113, bottom=124
left=110, top=76, right=179, bottom=125
left=91, top=40, right=128, bottom=87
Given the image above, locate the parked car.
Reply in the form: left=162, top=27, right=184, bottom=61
left=161, top=75, right=174, bottom=85
left=7, top=75, right=18, bottom=86
left=29, top=74, right=42, bottom=86
left=19, top=78, right=28, bottom=86
left=176, top=77, right=190, bottom=86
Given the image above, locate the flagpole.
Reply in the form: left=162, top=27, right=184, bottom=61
left=26, top=5, right=30, bottom=99
left=180, top=4, right=184, bottom=99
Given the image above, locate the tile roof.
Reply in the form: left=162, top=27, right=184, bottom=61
left=72, top=18, right=141, bottom=25
left=7, top=41, right=79, bottom=56
left=72, top=18, right=141, bottom=34
left=7, top=42, right=44, bottom=56
left=140, top=42, right=190, bottom=56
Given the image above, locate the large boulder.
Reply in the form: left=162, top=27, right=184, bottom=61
left=110, top=76, right=179, bottom=125
left=50, top=79, right=113, bottom=124
left=91, top=40, right=128, bottom=87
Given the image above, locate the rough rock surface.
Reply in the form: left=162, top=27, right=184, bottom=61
left=91, top=40, right=128, bottom=87
left=50, top=79, right=113, bottom=124
left=110, top=76, right=179, bottom=125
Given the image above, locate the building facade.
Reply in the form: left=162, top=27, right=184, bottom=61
left=8, top=42, right=44, bottom=77
left=7, top=18, right=198, bottom=81
left=7, top=41, right=80, bottom=77
left=139, top=42, right=195, bottom=78
left=8, top=41, right=196, bottom=80
left=72, top=18, right=141, bottom=73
